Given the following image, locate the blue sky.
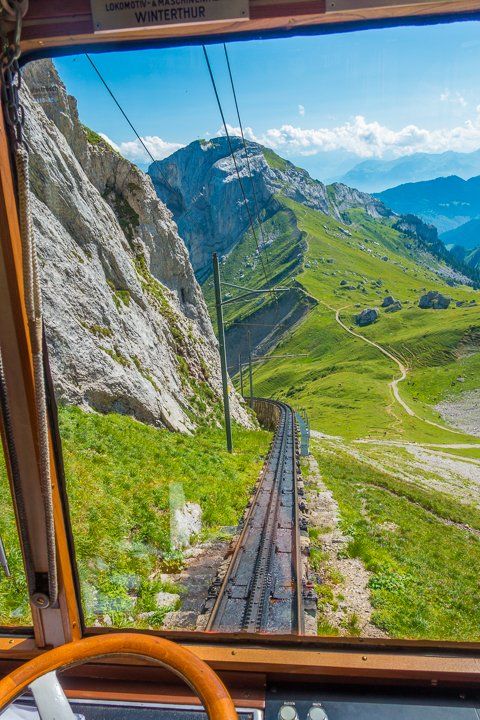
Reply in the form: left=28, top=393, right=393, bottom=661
left=54, top=19, right=480, bottom=180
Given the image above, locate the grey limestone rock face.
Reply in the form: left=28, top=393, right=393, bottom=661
left=21, top=60, right=251, bottom=431
left=149, top=138, right=392, bottom=281
left=327, top=182, right=389, bottom=221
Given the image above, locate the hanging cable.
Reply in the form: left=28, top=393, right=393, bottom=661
left=223, top=43, right=272, bottom=268
left=0, top=1, right=59, bottom=607
left=86, top=53, right=156, bottom=164
left=202, top=45, right=271, bottom=292
left=222, top=44, right=282, bottom=321
left=85, top=54, right=175, bottom=193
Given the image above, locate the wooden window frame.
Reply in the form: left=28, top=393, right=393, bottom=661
left=0, top=0, right=480, bottom=685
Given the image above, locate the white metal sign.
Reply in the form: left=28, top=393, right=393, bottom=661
left=91, top=0, right=250, bottom=32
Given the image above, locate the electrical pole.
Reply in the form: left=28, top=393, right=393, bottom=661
left=247, top=330, right=253, bottom=408
left=239, top=354, right=244, bottom=397
left=210, top=269, right=291, bottom=442
left=213, top=253, right=232, bottom=453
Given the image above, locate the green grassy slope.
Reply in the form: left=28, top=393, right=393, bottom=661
left=0, top=406, right=270, bottom=628
left=202, top=204, right=305, bottom=328
left=311, top=442, right=480, bottom=641
left=245, top=197, right=480, bottom=444
left=0, top=465, right=31, bottom=626
left=204, top=190, right=480, bottom=640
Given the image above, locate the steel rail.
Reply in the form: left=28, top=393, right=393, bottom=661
left=206, top=399, right=304, bottom=634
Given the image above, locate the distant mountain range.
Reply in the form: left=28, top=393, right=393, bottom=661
left=338, top=149, right=480, bottom=193
left=375, top=175, right=480, bottom=235
left=441, top=218, right=480, bottom=251
left=373, top=173, right=480, bottom=271
left=450, top=242, right=480, bottom=270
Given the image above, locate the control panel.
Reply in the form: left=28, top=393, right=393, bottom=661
left=278, top=703, right=328, bottom=720
left=266, top=684, right=480, bottom=720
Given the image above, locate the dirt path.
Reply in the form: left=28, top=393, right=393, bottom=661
left=354, top=438, right=480, bottom=450
left=329, top=303, right=464, bottom=436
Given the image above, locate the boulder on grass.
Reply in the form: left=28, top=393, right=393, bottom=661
left=381, top=295, right=396, bottom=308
left=355, top=308, right=379, bottom=327
left=385, top=301, right=402, bottom=313
left=418, top=291, right=450, bottom=310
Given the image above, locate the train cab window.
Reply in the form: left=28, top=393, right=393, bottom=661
left=2, top=10, right=480, bottom=650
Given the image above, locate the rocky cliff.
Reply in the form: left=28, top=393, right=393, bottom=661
left=22, top=60, right=250, bottom=431
left=149, top=138, right=388, bottom=282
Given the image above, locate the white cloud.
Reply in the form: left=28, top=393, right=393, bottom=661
left=220, top=124, right=257, bottom=141
left=440, top=90, right=467, bottom=108
left=298, top=104, right=305, bottom=117
left=100, top=133, right=183, bottom=163
left=221, top=112, right=480, bottom=159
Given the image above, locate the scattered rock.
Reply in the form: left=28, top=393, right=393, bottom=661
left=155, top=591, right=180, bottom=609
left=162, top=611, right=198, bottom=629
left=381, top=295, right=395, bottom=308
left=379, top=521, right=399, bottom=533
left=435, top=389, right=480, bottom=437
left=355, top=308, right=379, bottom=327
left=418, top=291, right=451, bottom=310
left=172, top=501, right=202, bottom=549
left=340, top=279, right=348, bottom=286
left=385, top=301, right=402, bottom=313
left=305, top=455, right=387, bottom=638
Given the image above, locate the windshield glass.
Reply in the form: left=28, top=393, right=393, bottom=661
left=23, top=19, right=480, bottom=640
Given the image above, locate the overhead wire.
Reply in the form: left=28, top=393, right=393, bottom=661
left=84, top=53, right=175, bottom=193
left=223, top=43, right=272, bottom=269
left=87, top=48, right=288, bottom=332
left=202, top=45, right=271, bottom=293
left=222, top=44, right=284, bottom=321
left=223, top=43, right=284, bottom=227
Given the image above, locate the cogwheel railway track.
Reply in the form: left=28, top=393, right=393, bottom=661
left=206, top=399, right=305, bottom=634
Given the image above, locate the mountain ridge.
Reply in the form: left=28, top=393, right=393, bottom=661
left=148, top=137, right=478, bottom=367
left=338, top=149, right=480, bottom=193
left=148, top=137, right=388, bottom=283
left=375, top=174, right=480, bottom=236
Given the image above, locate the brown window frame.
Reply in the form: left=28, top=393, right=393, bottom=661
left=0, top=0, right=480, bottom=684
